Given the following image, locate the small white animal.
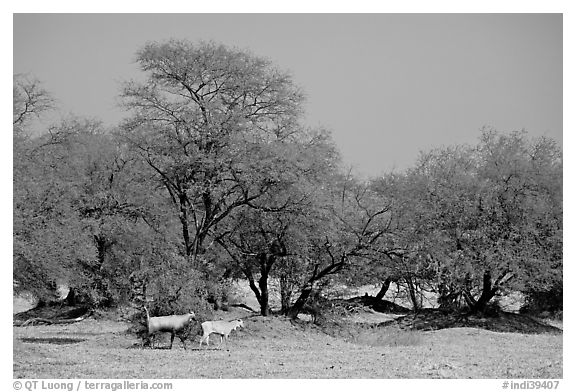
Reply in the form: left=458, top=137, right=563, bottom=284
left=199, top=319, right=244, bottom=349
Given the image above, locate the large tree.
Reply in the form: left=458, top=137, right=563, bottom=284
left=119, top=40, right=306, bottom=268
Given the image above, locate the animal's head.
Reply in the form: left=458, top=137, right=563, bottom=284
left=236, top=319, right=244, bottom=328
left=188, top=311, right=196, bottom=321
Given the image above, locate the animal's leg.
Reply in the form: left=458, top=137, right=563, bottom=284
left=200, top=333, right=209, bottom=349
left=169, top=332, right=175, bottom=349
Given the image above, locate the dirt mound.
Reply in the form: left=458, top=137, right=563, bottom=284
left=377, top=308, right=561, bottom=334
left=236, top=314, right=310, bottom=339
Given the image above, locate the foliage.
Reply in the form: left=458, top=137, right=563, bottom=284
left=13, top=43, right=562, bottom=320
left=14, top=117, right=123, bottom=303
left=117, top=39, right=348, bottom=316
left=520, top=284, right=563, bottom=316
left=214, top=128, right=340, bottom=315
left=119, top=39, right=307, bottom=264
left=370, top=129, right=563, bottom=311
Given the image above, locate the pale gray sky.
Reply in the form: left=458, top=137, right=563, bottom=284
left=13, top=13, right=562, bottom=177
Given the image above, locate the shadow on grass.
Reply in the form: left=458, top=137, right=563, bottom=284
left=127, top=342, right=227, bottom=351
left=20, top=337, right=85, bottom=345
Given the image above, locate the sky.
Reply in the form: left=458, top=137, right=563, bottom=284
left=13, top=13, right=562, bottom=177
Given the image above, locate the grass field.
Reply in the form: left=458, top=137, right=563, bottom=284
left=13, top=309, right=562, bottom=379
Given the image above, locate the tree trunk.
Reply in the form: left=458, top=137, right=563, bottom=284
left=405, top=276, right=420, bottom=311
left=65, top=287, right=76, bottom=306
left=92, top=235, right=114, bottom=307
left=375, top=277, right=392, bottom=301
left=258, top=274, right=270, bottom=316
left=287, top=259, right=344, bottom=319
left=279, top=274, right=292, bottom=315
left=246, top=273, right=263, bottom=309
left=178, top=197, right=191, bottom=257
left=470, top=270, right=496, bottom=313
left=462, top=289, right=477, bottom=308
left=244, top=256, right=272, bottom=316
left=258, top=253, right=274, bottom=316
left=287, top=283, right=313, bottom=320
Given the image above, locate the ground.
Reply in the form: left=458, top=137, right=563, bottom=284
left=13, top=306, right=562, bottom=379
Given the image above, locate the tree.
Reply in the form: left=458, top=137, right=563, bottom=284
left=13, top=75, right=54, bottom=136
left=403, top=129, right=562, bottom=313
left=119, top=40, right=306, bottom=268
left=283, top=174, right=394, bottom=319
left=216, top=206, right=288, bottom=316
left=13, top=102, right=177, bottom=307
left=470, top=129, right=562, bottom=311
left=346, top=173, right=432, bottom=310
left=13, top=75, right=66, bottom=300
left=215, top=129, right=341, bottom=316
left=14, top=118, right=98, bottom=300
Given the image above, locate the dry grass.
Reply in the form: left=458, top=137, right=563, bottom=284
left=13, top=311, right=562, bottom=379
left=354, top=328, right=424, bottom=347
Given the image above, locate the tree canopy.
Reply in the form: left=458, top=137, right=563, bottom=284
left=13, top=42, right=562, bottom=319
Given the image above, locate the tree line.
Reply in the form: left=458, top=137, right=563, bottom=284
left=13, top=40, right=562, bottom=320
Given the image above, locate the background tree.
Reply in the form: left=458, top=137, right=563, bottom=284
left=13, top=75, right=54, bottom=137
left=284, top=174, right=394, bottom=319
left=13, top=75, right=66, bottom=301
left=400, top=129, right=562, bottom=313
left=345, top=173, right=431, bottom=309
left=215, top=129, right=341, bottom=316
left=13, top=76, right=184, bottom=308
left=14, top=115, right=134, bottom=305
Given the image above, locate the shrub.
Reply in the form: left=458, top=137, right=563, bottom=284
left=520, top=285, right=563, bottom=317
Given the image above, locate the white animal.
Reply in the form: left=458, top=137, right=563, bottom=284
left=144, top=307, right=195, bottom=349
left=199, top=319, right=244, bottom=349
